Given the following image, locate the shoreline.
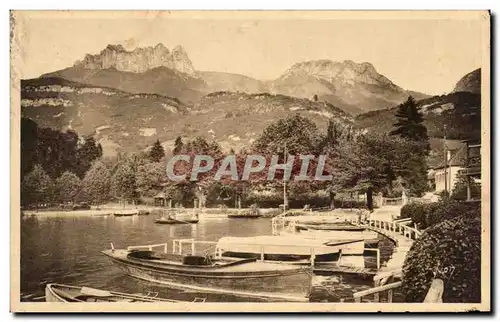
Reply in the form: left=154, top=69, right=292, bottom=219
left=21, top=207, right=362, bottom=218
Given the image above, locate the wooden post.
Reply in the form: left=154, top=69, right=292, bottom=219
left=388, top=289, right=393, bottom=303
left=164, top=243, right=168, bottom=253
left=178, top=241, right=183, bottom=254
left=373, top=279, right=380, bottom=302
left=376, top=249, right=380, bottom=270
left=260, top=246, right=265, bottom=262
left=310, top=247, right=316, bottom=267
left=424, top=279, right=444, bottom=303
left=191, top=241, right=195, bottom=255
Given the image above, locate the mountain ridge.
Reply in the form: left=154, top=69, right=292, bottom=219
left=46, top=43, right=431, bottom=115
left=74, top=43, right=196, bottom=75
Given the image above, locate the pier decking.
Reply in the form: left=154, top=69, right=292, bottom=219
left=352, top=205, right=422, bottom=286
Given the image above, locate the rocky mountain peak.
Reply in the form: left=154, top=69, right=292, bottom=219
left=281, top=59, right=397, bottom=88
left=453, top=68, right=481, bottom=94
left=74, top=43, right=196, bottom=75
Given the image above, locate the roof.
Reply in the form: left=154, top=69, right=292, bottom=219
left=433, top=143, right=468, bottom=170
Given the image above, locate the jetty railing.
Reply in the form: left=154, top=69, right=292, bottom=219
left=353, top=281, right=402, bottom=303
left=382, top=197, right=403, bottom=206
left=366, top=218, right=422, bottom=240
left=353, top=278, right=444, bottom=303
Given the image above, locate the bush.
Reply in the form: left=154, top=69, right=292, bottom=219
left=400, top=200, right=480, bottom=229
left=401, top=212, right=481, bottom=302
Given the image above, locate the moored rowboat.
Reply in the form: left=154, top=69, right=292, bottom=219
left=227, top=213, right=262, bottom=219
left=154, top=218, right=199, bottom=224
left=113, top=210, right=139, bottom=217
left=295, top=223, right=365, bottom=231
left=216, top=235, right=365, bottom=261
left=102, top=248, right=312, bottom=302
left=45, top=283, right=192, bottom=303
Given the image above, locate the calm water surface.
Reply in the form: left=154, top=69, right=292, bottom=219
left=20, top=214, right=395, bottom=302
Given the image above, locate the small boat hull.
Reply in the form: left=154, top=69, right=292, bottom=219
left=45, top=283, right=179, bottom=303
left=155, top=219, right=199, bottom=224
left=102, top=249, right=312, bottom=301
left=113, top=210, right=138, bottom=217
left=295, top=223, right=365, bottom=231
left=228, top=214, right=262, bottom=219
left=216, top=235, right=365, bottom=259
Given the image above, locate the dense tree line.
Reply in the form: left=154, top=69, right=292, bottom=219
left=20, top=96, right=432, bottom=209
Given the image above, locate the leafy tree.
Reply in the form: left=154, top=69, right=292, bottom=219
left=80, top=161, right=111, bottom=205
left=172, top=136, right=224, bottom=208
left=20, top=118, right=39, bottom=179
left=54, top=171, right=81, bottom=203
left=111, top=160, right=138, bottom=204
left=21, top=164, right=53, bottom=206
left=452, top=175, right=481, bottom=200
left=173, top=136, right=184, bottom=155
left=149, top=139, right=165, bottom=162
left=390, top=96, right=430, bottom=149
left=136, top=161, right=166, bottom=197
left=75, top=136, right=103, bottom=178
left=335, top=133, right=429, bottom=198
left=253, top=113, right=322, bottom=155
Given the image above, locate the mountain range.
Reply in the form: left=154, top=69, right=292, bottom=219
left=22, top=43, right=481, bottom=160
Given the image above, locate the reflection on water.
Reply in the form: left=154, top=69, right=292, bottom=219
left=20, top=215, right=394, bottom=302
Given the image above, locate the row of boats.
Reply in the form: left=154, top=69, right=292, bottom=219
left=46, top=215, right=380, bottom=303
left=113, top=209, right=261, bottom=222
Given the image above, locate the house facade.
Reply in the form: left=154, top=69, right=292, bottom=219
left=434, top=165, right=463, bottom=193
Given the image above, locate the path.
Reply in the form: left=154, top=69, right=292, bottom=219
left=354, top=205, right=421, bottom=285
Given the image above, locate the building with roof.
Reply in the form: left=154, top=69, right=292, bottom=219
left=458, top=138, right=481, bottom=200
left=432, top=142, right=468, bottom=194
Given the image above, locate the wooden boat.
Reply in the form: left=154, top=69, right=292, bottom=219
left=228, top=213, right=262, bottom=219
left=102, top=248, right=312, bottom=301
left=216, top=235, right=365, bottom=261
left=138, top=210, right=150, bottom=216
left=281, top=229, right=378, bottom=240
left=154, top=217, right=199, bottom=224
left=45, top=283, right=191, bottom=303
left=279, top=231, right=379, bottom=249
left=295, top=223, right=365, bottom=231
left=113, top=210, right=139, bottom=217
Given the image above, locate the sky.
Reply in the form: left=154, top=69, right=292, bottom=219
left=13, top=11, right=486, bottom=95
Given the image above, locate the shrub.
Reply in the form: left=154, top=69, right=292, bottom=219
left=400, top=200, right=480, bottom=229
left=401, top=212, right=481, bottom=303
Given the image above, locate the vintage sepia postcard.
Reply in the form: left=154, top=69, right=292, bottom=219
left=10, top=10, right=490, bottom=312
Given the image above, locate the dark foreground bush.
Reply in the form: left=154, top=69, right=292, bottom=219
left=400, top=200, right=480, bottom=229
left=401, top=212, right=481, bottom=303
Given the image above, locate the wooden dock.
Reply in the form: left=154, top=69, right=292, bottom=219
left=351, top=207, right=422, bottom=285
left=313, top=263, right=378, bottom=277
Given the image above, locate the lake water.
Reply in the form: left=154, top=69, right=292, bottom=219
left=20, top=214, right=396, bottom=303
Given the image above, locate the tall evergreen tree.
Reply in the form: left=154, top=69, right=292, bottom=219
left=173, top=136, right=184, bottom=155
left=149, top=139, right=165, bottom=162
left=389, top=96, right=430, bottom=196
left=390, top=96, right=429, bottom=145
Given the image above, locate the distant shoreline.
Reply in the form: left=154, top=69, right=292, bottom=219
left=21, top=206, right=361, bottom=218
